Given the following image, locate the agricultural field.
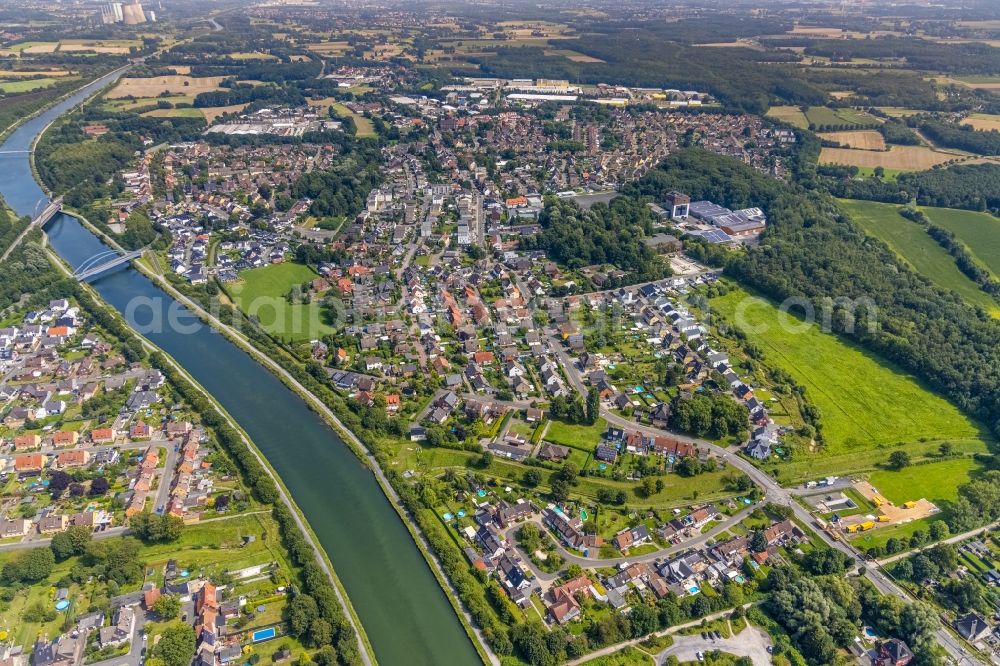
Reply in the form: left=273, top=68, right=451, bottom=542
left=961, top=113, right=1000, bottom=132
left=818, top=130, right=886, bottom=150
left=709, top=288, right=989, bottom=461
left=202, top=104, right=249, bottom=123
left=105, top=75, right=226, bottom=99
left=59, top=39, right=139, bottom=54
left=921, top=206, right=1000, bottom=277
left=839, top=199, right=999, bottom=312
left=819, top=145, right=957, bottom=171
left=543, top=48, right=605, bottom=63
left=765, top=105, right=808, bottom=128
left=930, top=75, right=1000, bottom=91
left=103, top=94, right=196, bottom=112
left=227, top=262, right=336, bottom=342
left=876, top=107, right=925, bottom=118
left=0, top=69, right=71, bottom=78
left=804, top=106, right=879, bottom=128
left=306, top=41, right=350, bottom=55
left=141, top=108, right=206, bottom=119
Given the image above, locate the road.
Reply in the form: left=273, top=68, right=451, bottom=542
left=0, top=197, right=61, bottom=263
left=503, top=506, right=758, bottom=585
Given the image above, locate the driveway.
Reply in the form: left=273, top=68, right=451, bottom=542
left=658, top=624, right=772, bottom=665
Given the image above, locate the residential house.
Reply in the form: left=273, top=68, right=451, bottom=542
left=99, top=607, right=135, bottom=648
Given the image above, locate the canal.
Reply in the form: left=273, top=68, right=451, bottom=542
left=0, top=71, right=481, bottom=666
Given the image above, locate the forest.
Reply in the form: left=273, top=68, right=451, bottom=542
left=822, top=163, right=1000, bottom=213
left=520, top=197, right=670, bottom=284
left=916, top=119, right=1000, bottom=155
left=628, top=149, right=1000, bottom=441
left=454, top=32, right=825, bottom=114
left=792, top=36, right=1000, bottom=75
left=292, top=139, right=383, bottom=220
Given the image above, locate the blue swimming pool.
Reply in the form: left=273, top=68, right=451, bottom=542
left=252, top=627, right=276, bottom=642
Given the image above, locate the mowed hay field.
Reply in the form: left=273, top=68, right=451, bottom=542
left=840, top=200, right=999, bottom=312
left=922, top=206, right=1000, bottom=276
left=106, top=75, right=226, bottom=99
left=819, top=145, right=956, bottom=171
left=710, top=288, right=987, bottom=457
left=765, top=105, right=808, bottom=129
left=818, top=130, right=886, bottom=150
left=962, top=113, right=1000, bottom=132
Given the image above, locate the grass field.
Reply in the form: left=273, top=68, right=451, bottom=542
left=819, top=145, right=956, bottom=171
left=710, top=288, right=989, bottom=459
left=228, top=262, right=336, bottom=342
left=0, top=77, right=60, bottom=93
left=141, top=107, right=205, bottom=119
left=851, top=516, right=937, bottom=550
left=921, top=206, right=1000, bottom=277
left=839, top=199, right=998, bottom=311
left=961, top=113, right=1000, bottom=132
left=765, top=105, right=808, bottom=129
left=106, top=75, right=226, bottom=99
left=329, top=102, right=375, bottom=137
left=818, top=130, right=886, bottom=150
left=544, top=418, right=608, bottom=451
left=869, top=457, right=981, bottom=506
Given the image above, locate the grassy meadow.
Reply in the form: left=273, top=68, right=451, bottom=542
left=921, top=206, right=1000, bottom=277
left=840, top=199, right=998, bottom=312
left=227, top=263, right=335, bottom=342
left=709, top=288, right=990, bottom=464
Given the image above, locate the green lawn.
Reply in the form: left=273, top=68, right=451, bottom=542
left=868, top=457, right=981, bottom=505
left=710, top=288, right=990, bottom=460
left=840, top=199, right=998, bottom=312
left=0, top=77, right=59, bottom=92
left=921, top=206, right=1000, bottom=277
left=851, top=516, right=937, bottom=550
left=228, top=262, right=335, bottom=342
left=544, top=418, right=607, bottom=451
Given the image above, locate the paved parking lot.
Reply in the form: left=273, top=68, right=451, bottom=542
left=658, top=624, right=773, bottom=665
